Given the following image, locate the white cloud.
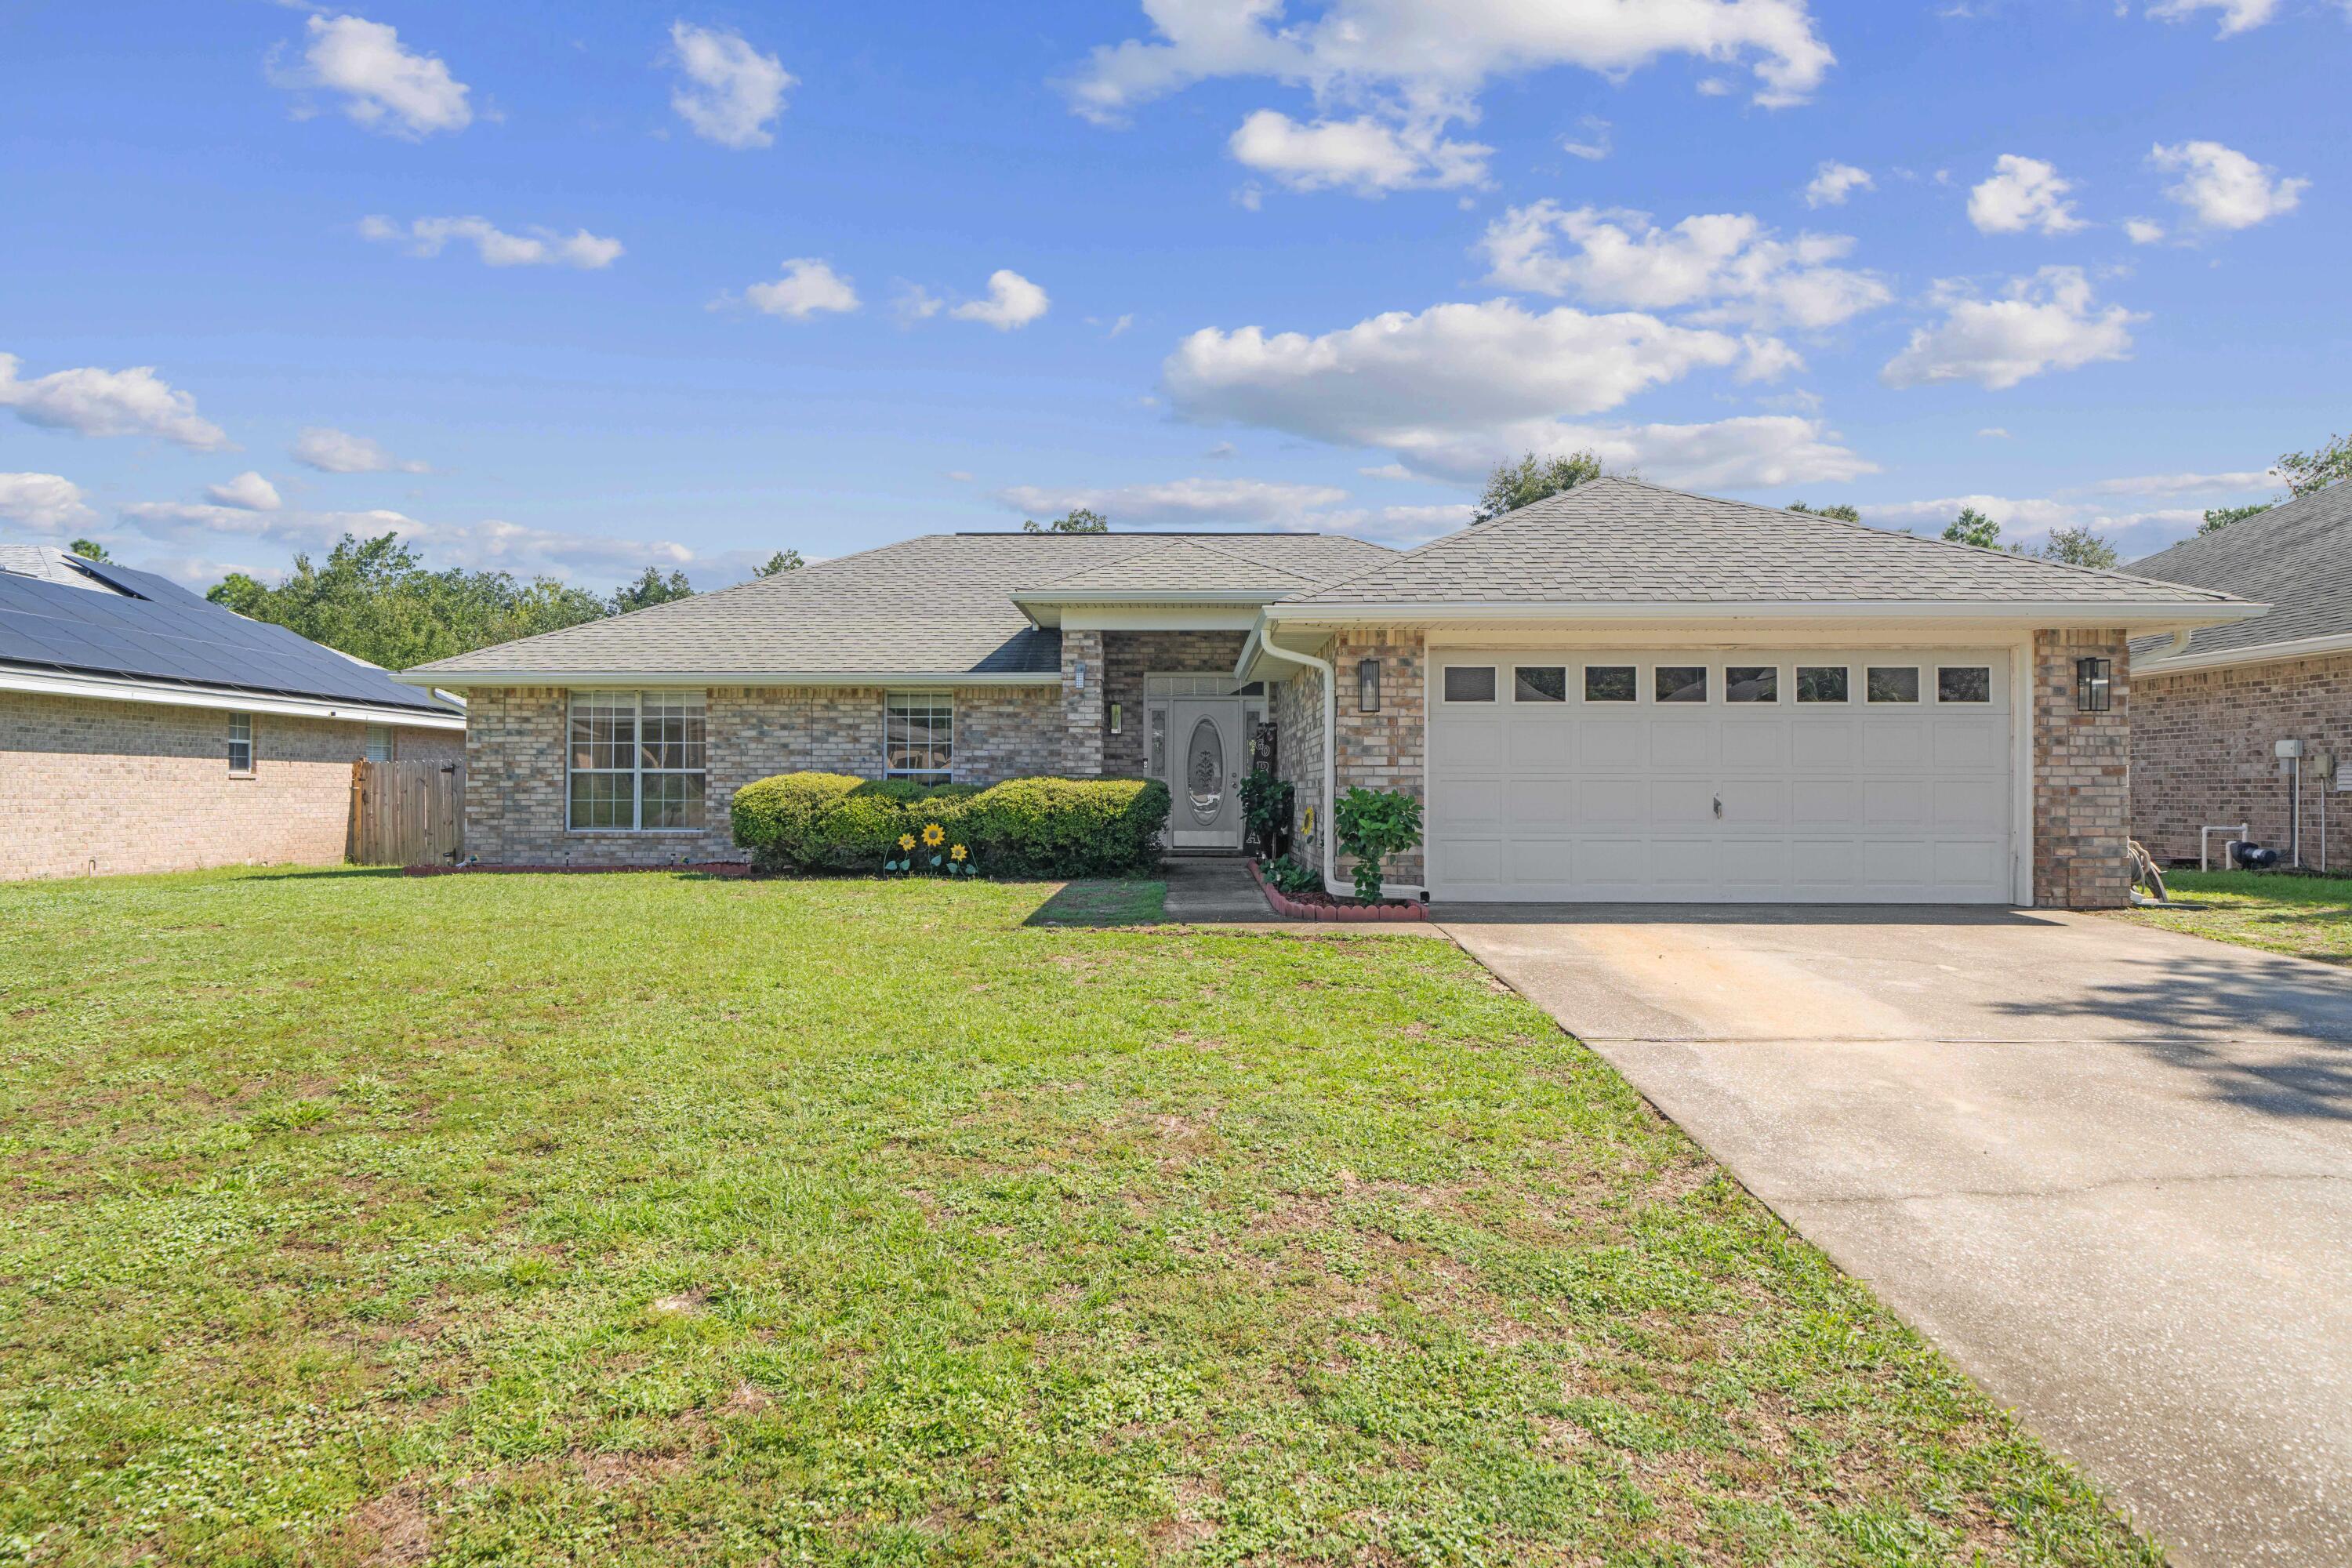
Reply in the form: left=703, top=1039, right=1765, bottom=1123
left=2147, top=0, right=2280, bottom=36
left=1860, top=493, right=2212, bottom=557
left=1478, top=202, right=1890, bottom=330
left=292, top=426, right=428, bottom=474
left=274, top=13, right=472, bottom=139
left=1881, top=267, right=2139, bottom=390
left=1560, top=116, right=1611, bottom=161
left=996, top=476, right=1352, bottom=527
left=358, top=215, right=622, bottom=269
left=2124, top=217, right=2167, bottom=245
left=1228, top=108, right=1490, bottom=194
left=1106, top=313, right=1134, bottom=337
left=742, top=258, right=861, bottom=320
left=2150, top=140, right=2308, bottom=230
left=2083, top=468, right=2278, bottom=496
left=1967, top=154, right=2085, bottom=235
left=1978, top=426, right=2012, bottom=438
left=1804, top=161, right=1872, bottom=207
left=666, top=22, right=793, bottom=150
left=1065, top=0, right=1838, bottom=123
left=205, top=471, right=282, bottom=511
left=0, top=472, right=96, bottom=533
left=1359, top=463, right=1418, bottom=480
left=949, top=270, right=1051, bottom=330
left=0, top=353, right=230, bottom=450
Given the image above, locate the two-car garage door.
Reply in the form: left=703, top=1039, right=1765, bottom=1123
left=1425, top=650, right=2017, bottom=903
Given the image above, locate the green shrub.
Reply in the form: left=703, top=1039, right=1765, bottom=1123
left=1334, top=786, right=1423, bottom=902
left=731, top=772, right=1170, bottom=878
left=1258, top=854, right=1321, bottom=896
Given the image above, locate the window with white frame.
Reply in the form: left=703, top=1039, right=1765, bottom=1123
left=227, top=712, right=253, bottom=775
left=886, top=691, right=953, bottom=782
left=568, top=691, right=706, bottom=831
left=365, top=724, right=394, bottom=762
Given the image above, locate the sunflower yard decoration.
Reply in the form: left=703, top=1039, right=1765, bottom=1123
left=884, top=822, right=979, bottom=877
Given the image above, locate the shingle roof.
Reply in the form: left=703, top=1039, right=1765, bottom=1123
left=1026, top=537, right=1319, bottom=594
left=0, top=546, right=459, bottom=716
left=405, top=530, right=1392, bottom=681
left=2125, top=483, right=2352, bottom=661
left=1279, top=477, right=2248, bottom=609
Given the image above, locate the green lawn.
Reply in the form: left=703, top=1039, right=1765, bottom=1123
left=0, top=868, right=2158, bottom=1567
left=2119, top=869, right=2352, bottom=964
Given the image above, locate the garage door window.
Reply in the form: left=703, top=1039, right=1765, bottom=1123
left=1655, top=666, right=1708, bottom=703
left=1442, top=666, right=1497, bottom=702
left=1513, top=666, right=1567, bottom=702
left=1937, top=666, right=1993, bottom=703
left=1584, top=666, right=1636, bottom=702
left=1795, top=666, right=1849, bottom=702
left=1726, top=666, right=1778, bottom=702
left=1867, top=666, right=1921, bottom=703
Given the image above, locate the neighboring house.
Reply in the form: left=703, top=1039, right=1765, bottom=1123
left=399, top=479, right=2256, bottom=907
left=1, top=545, right=466, bottom=880
left=2125, top=481, right=2352, bottom=865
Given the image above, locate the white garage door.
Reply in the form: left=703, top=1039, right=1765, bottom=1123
left=1426, top=651, right=2016, bottom=903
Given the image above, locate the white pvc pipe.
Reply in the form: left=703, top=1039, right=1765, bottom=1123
left=1252, top=630, right=1339, bottom=896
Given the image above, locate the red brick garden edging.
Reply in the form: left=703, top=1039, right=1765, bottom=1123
left=1247, top=859, right=1429, bottom=922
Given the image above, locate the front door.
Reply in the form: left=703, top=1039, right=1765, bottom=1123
left=1167, top=698, right=1244, bottom=849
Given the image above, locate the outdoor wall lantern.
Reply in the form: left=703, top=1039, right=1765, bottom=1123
left=1108, top=702, right=1122, bottom=734
left=1359, top=657, right=1381, bottom=713
left=2075, top=656, right=2113, bottom=712
left=1072, top=659, right=1087, bottom=691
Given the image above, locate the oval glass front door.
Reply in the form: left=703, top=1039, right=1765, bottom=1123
left=1186, top=716, right=1223, bottom=823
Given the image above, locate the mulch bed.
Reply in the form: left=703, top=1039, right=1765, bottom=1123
left=1248, top=859, right=1429, bottom=922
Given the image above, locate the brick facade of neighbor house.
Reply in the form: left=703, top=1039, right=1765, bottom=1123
left=1101, top=630, right=1250, bottom=777
left=2131, top=650, right=2352, bottom=866
left=461, top=683, right=1062, bottom=867
left=0, top=689, right=462, bottom=881
left=2032, top=629, right=2133, bottom=909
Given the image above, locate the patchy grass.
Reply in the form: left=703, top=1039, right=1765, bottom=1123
left=0, top=867, right=2158, bottom=1566
left=2121, top=869, right=2352, bottom=964
left=1024, top=877, right=1169, bottom=927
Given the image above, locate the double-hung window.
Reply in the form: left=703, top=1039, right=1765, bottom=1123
left=227, top=713, right=253, bottom=775
left=568, top=691, right=706, bottom=831
left=886, top=691, right=953, bottom=782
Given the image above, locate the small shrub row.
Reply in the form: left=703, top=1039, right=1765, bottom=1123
left=731, top=772, right=1171, bottom=878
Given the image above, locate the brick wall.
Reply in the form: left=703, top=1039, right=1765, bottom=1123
left=2032, top=630, right=2132, bottom=909
left=1059, top=630, right=1105, bottom=777
left=1, top=689, right=461, bottom=881
left=463, top=683, right=1063, bottom=866
left=2132, top=650, right=2352, bottom=866
left=1330, top=629, right=1427, bottom=890
left=1102, top=630, right=1249, bottom=776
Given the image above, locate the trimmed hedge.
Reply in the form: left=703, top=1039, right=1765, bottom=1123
left=731, top=771, right=1171, bottom=878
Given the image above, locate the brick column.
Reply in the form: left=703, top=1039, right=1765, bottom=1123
left=2033, top=630, right=2131, bottom=909
left=1330, top=629, right=1427, bottom=890
left=1060, top=628, right=1105, bottom=777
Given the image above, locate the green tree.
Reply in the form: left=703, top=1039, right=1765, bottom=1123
left=1021, top=508, right=1109, bottom=534
left=1942, top=506, right=2002, bottom=550
left=67, top=539, right=111, bottom=561
left=1474, top=450, right=1603, bottom=523
left=755, top=549, right=804, bottom=576
left=2277, top=433, right=2351, bottom=497
left=1786, top=502, right=1860, bottom=522
left=2027, top=525, right=2120, bottom=570
left=2199, top=503, right=2272, bottom=535
left=205, top=532, right=609, bottom=670
left=608, top=567, right=696, bottom=615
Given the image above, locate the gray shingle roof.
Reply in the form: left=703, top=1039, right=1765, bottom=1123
left=0, top=546, right=459, bottom=716
left=1279, top=477, right=2248, bottom=609
left=2125, top=483, right=2352, bottom=662
left=405, top=530, right=1392, bottom=681
left=1026, top=537, right=1319, bottom=594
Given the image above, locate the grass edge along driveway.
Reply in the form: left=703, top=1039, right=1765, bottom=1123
left=2116, top=867, right=2352, bottom=964
left=0, top=868, right=2162, bottom=1566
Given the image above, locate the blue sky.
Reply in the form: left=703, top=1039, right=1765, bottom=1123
left=2, top=0, right=2343, bottom=590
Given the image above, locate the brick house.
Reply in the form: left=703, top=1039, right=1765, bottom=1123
left=401, top=480, right=2256, bottom=907
left=1, top=546, right=465, bottom=880
left=2126, top=481, right=2352, bottom=866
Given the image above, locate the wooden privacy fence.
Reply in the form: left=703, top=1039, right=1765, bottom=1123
left=349, top=760, right=466, bottom=867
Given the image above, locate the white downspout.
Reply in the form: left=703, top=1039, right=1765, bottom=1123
left=1252, top=623, right=1340, bottom=896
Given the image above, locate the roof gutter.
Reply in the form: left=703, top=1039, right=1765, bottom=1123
left=2136, top=628, right=2352, bottom=677
left=1243, top=624, right=1339, bottom=898
left=1265, top=598, right=2270, bottom=631
left=390, top=669, right=1062, bottom=690
left=0, top=663, right=466, bottom=728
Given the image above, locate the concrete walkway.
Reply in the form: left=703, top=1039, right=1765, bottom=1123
left=1436, top=903, right=2352, bottom=1566
left=1159, top=857, right=1282, bottom=923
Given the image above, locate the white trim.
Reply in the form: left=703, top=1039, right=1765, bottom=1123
left=1268, top=600, right=2263, bottom=630
left=0, top=663, right=465, bottom=729
left=2011, top=633, right=2034, bottom=906
left=2136, top=629, right=2352, bottom=677
left=393, top=669, right=1058, bottom=690
left=1057, top=604, right=1266, bottom=632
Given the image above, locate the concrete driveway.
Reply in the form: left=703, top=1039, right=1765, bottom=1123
left=1436, top=904, right=2352, bottom=1567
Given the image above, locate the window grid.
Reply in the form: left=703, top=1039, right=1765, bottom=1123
left=365, top=725, right=394, bottom=763
left=568, top=691, right=706, bottom=831
left=227, top=713, right=253, bottom=775
left=887, top=691, right=954, bottom=781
